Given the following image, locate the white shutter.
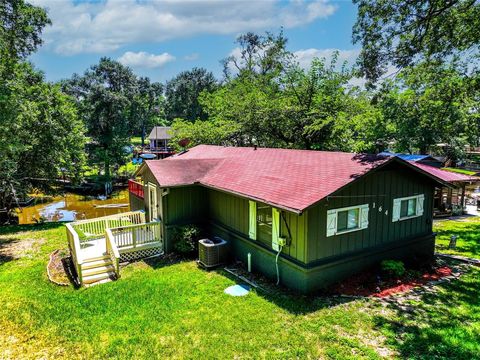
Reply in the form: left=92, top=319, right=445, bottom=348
left=392, top=198, right=401, bottom=222
left=360, top=204, right=369, bottom=229
left=416, top=194, right=425, bottom=216
left=272, top=208, right=280, bottom=251
left=326, top=210, right=337, bottom=237
left=248, top=200, right=256, bottom=240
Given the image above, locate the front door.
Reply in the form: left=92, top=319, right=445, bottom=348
left=148, top=183, right=158, bottom=222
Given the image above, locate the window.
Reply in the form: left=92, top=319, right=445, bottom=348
left=257, top=203, right=273, bottom=244
left=326, top=204, right=369, bottom=237
left=392, top=194, right=424, bottom=222
left=400, top=197, right=417, bottom=218
left=337, top=208, right=360, bottom=232
left=248, top=201, right=282, bottom=250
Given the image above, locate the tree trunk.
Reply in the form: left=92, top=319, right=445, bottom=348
left=104, top=149, right=110, bottom=181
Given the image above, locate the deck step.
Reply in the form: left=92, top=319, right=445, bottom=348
left=83, top=254, right=110, bottom=263
left=82, top=265, right=115, bottom=277
left=82, top=271, right=116, bottom=284
left=81, top=258, right=113, bottom=270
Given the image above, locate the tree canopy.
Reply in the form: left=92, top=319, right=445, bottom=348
left=164, top=67, right=217, bottom=122
left=353, top=0, right=480, bottom=82
left=63, top=58, right=140, bottom=180
left=0, top=0, right=86, bottom=217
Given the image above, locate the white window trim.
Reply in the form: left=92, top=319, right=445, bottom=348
left=327, top=204, right=369, bottom=237
left=393, top=195, right=424, bottom=222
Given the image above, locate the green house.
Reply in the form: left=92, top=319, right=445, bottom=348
left=129, top=145, right=450, bottom=294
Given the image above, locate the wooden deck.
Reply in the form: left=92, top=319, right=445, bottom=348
left=66, top=211, right=163, bottom=286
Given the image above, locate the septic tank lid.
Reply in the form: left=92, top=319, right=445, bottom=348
left=224, top=284, right=250, bottom=296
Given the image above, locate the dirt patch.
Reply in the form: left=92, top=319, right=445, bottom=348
left=328, top=258, right=462, bottom=298
left=0, top=235, right=45, bottom=263
left=47, top=249, right=75, bottom=286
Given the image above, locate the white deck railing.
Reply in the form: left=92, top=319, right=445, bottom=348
left=106, top=228, right=121, bottom=278
left=110, top=221, right=162, bottom=249
left=66, top=210, right=162, bottom=286
left=66, top=223, right=83, bottom=285
left=72, top=211, right=146, bottom=244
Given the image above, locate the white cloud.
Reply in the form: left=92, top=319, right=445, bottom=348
left=30, top=0, right=338, bottom=55
left=118, top=51, right=175, bottom=69
left=184, top=53, right=199, bottom=61
left=293, top=48, right=360, bottom=69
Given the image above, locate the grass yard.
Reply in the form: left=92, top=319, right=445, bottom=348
left=1, top=223, right=480, bottom=359
left=434, top=217, right=480, bottom=259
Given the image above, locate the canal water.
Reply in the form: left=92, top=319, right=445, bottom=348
left=16, top=190, right=130, bottom=224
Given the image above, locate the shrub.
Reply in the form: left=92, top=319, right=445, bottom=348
left=381, top=259, right=405, bottom=278
left=171, top=225, right=202, bottom=255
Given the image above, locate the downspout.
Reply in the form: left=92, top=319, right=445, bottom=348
left=276, top=211, right=292, bottom=286
left=275, top=245, right=283, bottom=286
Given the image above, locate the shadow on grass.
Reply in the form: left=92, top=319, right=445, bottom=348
left=212, top=266, right=354, bottom=315
left=372, top=271, right=480, bottom=358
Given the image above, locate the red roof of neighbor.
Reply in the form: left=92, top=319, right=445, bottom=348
left=409, top=162, right=479, bottom=183
left=145, top=145, right=392, bottom=212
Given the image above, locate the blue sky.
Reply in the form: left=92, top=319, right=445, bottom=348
left=30, top=0, right=360, bottom=83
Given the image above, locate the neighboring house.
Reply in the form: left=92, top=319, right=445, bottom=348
left=379, top=152, right=444, bottom=168
left=379, top=152, right=478, bottom=215
left=128, top=145, right=453, bottom=293
left=409, top=162, right=479, bottom=216
left=148, top=126, right=174, bottom=158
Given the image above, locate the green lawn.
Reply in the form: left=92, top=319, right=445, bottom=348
left=1, top=223, right=480, bottom=359
left=434, top=217, right=480, bottom=259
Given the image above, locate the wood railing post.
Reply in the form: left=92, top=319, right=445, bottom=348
left=132, top=228, right=137, bottom=248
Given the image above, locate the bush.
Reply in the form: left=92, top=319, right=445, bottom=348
left=171, top=225, right=202, bottom=255
left=381, top=259, right=405, bottom=278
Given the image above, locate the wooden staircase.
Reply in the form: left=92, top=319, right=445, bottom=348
left=81, top=255, right=117, bottom=285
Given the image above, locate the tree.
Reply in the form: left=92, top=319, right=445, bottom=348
left=353, top=0, right=480, bottom=82
left=0, top=0, right=86, bottom=219
left=175, top=43, right=378, bottom=152
left=377, top=61, right=477, bottom=162
left=63, top=58, right=138, bottom=180
left=164, top=67, right=217, bottom=122
left=132, top=77, right=165, bottom=146
left=0, top=0, right=50, bottom=67
left=222, top=30, right=292, bottom=80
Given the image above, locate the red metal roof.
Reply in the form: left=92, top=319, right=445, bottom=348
left=146, top=145, right=393, bottom=212
left=409, top=162, right=478, bottom=183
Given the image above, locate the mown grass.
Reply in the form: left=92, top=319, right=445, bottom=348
left=434, top=217, right=480, bottom=259
left=1, top=223, right=480, bottom=359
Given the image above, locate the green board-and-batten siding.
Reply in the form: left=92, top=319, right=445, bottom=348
left=207, top=189, right=307, bottom=263
left=306, top=163, right=435, bottom=265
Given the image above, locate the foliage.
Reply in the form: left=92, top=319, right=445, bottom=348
left=1, top=223, right=480, bottom=358
left=132, top=77, right=165, bottom=146
left=0, top=0, right=51, bottom=64
left=62, top=58, right=139, bottom=180
left=0, top=0, right=86, bottom=216
left=222, top=30, right=292, bottom=80
left=353, top=0, right=480, bottom=83
left=164, top=67, right=217, bottom=122
left=171, top=224, right=202, bottom=254
left=381, top=260, right=406, bottom=278
left=376, top=61, right=478, bottom=161
left=175, top=44, right=386, bottom=151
